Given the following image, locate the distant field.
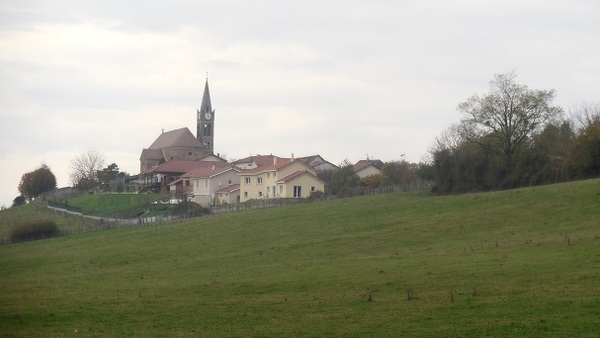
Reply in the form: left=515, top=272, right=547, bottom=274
left=65, top=193, right=171, bottom=218
left=0, top=193, right=170, bottom=240
left=1, top=180, right=599, bottom=336
left=0, top=201, right=87, bottom=240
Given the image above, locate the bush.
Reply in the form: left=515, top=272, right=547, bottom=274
left=9, top=220, right=60, bottom=243
left=170, top=202, right=211, bottom=218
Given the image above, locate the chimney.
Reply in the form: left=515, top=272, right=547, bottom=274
left=291, top=153, right=295, bottom=160
left=211, top=164, right=215, bottom=170
left=273, top=156, right=277, bottom=165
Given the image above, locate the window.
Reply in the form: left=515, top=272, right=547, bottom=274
left=196, top=180, right=200, bottom=188
left=279, top=186, right=283, bottom=193
left=205, top=179, right=208, bottom=188
left=293, top=186, right=302, bottom=198
left=257, top=177, right=263, bottom=185
left=245, top=177, right=251, bottom=185
left=259, top=191, right=263, bottom=197
left=203, top=123, right=212, bottom=136
left=311, top=186, right=315, bottom=192
left=244, top=192, right=248, bottom=197
left=273, top=172, right=277, bottom=178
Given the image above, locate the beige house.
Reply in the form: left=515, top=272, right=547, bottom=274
left=239, top=158, right=325, bottom=202
left=232, top=154, right=284, bottom=170
left=215, top=184, right=240, bottom=205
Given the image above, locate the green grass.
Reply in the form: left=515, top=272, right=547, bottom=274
left=1, top=180, right=599, bottom=336
left=0, top=202, right=91, bottom=241
left=65, top=193, right=170, bottom=218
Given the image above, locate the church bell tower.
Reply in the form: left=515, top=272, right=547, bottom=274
left=196, top=77, right=215, bottom=154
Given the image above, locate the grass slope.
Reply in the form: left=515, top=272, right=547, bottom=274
left=0, top=202, right=90, bottom=241
left=62, top=193, right=170, bottom=218
left=1, top=180, right=599, bottom=336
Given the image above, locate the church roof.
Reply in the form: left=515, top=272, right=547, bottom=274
left=140, top=148, right=164, bottom=161
left=148, top=127, right=202, bottom=149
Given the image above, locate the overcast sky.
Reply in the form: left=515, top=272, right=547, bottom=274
left=1, top=0, right=598, bottom=207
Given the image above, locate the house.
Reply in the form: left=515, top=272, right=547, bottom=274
left=151, top=156, right=226, bottom=188
left=232, top=154, right=284, bottom=170
left=353, top=159, right=384, bottom=178
left=239, top=157, right=325, bottom=202
left=215, top=184, right=241, bottom=205
left=180, top=163, right=241, bottom=207
left=297, top=154, right=338, bottom=172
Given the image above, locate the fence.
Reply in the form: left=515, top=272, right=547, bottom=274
left=46, top=205, right=177, bottom=235
left=0, top=180, right=433, bottom=244
left=211, top=180, right=433, bottom=215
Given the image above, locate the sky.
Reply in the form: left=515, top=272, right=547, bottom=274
left=0, top=0, right=599, bottom=207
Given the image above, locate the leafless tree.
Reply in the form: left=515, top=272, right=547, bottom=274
left=69, top=150, right=106, bottom=190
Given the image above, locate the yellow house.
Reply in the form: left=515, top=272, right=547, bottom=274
left=239, top=158, right=325, bottom=202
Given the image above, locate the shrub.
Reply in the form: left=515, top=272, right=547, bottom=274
left=9, top=220, right=60, bottom=243
left=170, top=202, right=211, bottom=218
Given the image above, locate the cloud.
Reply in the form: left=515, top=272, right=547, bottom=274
left=1, top=0, right=600, bottom=207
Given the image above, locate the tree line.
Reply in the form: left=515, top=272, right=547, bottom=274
left=13, top=150, right=128, bottom=207
left=428, top=72, right=599, bottom=193
left=317, top=72, right=598, bottom=196
left=10, top=72, right=599, bottom=207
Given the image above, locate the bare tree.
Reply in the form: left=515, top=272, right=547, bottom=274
left=458, top=72, right=563, bottom=173
left=69, top=150, right=106, bottom=190
left=570, top=102, right=600, bottom=132
left=568, top=102, right=600, bottom=177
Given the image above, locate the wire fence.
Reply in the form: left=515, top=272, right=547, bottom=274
left=2, top=181, right=432, bottom=244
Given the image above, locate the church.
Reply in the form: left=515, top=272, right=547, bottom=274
left=138, top=77, right=330, bottom=205
left=139, top=78, right=217, bottom=174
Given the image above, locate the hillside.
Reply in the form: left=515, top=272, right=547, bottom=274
left=1, top=180, right=599, bottom=336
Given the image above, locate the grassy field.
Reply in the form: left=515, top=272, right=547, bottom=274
left=59, top=193, right=171, bottom=218
left=0, top=193, right=169, bottom=241
left=0, top=180, right=599, bottom=336
left=0, top=201, right=88, bottom=241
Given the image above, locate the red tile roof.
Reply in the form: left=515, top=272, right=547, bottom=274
left=232, top=154, right=285, bottom=167
left=276, top=170, right=324, bottom=184
left=353, top=159, right=384, bottom=172
left=151, top=159, right=221, bottom=174
left=238, top=158, right=295, bottom=174
left=181, top=163, right=239, bottom=178
left=215, top=184, right=240, bottom=194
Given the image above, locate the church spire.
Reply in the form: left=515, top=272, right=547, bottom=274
left=197, top=77, right=215, bottom=154
left=200, top=77, right=212, bottom=114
